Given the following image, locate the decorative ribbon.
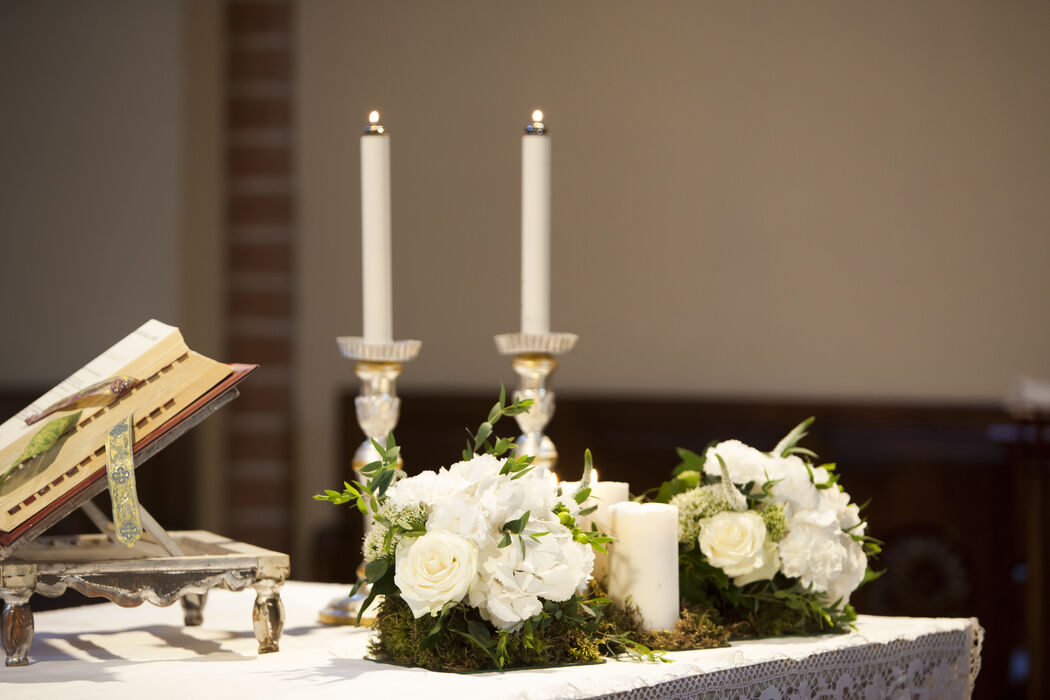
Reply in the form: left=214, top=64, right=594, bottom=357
left=105, top=414, right=142, bottom=548
left=25, top=375, right=139, bottom=425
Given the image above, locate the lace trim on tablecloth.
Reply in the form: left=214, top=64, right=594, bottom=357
left=597, top=618, right=984, bottom=700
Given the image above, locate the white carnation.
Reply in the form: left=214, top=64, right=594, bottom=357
left=825, top=535, right=867, bottom=606
left=768, top=456, right=820, bottom=515
left=703, top=440, right=775, bottom=486
left=777, top=509, right=865, bottom=604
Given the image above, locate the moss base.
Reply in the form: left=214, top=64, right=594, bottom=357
left=369, top=596, right=604, bottom=672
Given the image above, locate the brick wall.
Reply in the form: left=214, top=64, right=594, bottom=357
left=224, top=0, right=294, bottom=554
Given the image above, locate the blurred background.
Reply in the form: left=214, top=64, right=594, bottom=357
left=1, top=2, right=1048, bottom=696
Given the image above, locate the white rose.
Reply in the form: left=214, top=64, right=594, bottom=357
left=733, top=540, right=781, bottom=586
left=698, top=511, right=769, bottom=577
left=394, top=530, right=478, bottom=618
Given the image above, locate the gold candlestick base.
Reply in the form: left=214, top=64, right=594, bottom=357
left=321, top=338, right=419, bottom=626
left=494, top=332, right=577, bottom=476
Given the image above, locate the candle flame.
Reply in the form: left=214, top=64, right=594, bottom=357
left=592, top=468, right=599, bottom=482
left=369, top=110, right=380, bottom=124
left=532, top=109, right=544, bottom=122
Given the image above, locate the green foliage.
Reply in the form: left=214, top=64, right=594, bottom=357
left=463, top=385, right=534, bottom=461
left=313, top=431, right=402, bottom=517
left=772, top=416, right=815, bottom=458
left=655, top=469, right=701, bottom=503
left=677, top=546, right=855, bottom=634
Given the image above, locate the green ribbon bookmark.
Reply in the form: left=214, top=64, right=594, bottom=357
left=106, top=414, right=142, bottom=547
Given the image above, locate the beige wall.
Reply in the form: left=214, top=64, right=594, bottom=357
left=0, top=1, right=226, bottom=528
left=2, top=2, right=1048, bottom=566
left=0, top=1, right=184, bottom=381
left=295, top=0, right=1050, bottom=557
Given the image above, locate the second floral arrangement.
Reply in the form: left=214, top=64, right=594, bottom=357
left=654, top=418, right=881, bottom=635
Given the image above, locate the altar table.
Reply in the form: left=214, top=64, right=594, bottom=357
left=0, top=581, right=982, bottom=699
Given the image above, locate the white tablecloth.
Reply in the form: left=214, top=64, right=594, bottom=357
left=0, top=581, right=982, bottom=699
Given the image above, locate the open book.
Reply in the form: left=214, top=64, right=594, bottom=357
left=0, top=320, right=253, bottom=551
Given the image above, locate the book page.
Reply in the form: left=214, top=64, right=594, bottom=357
left=0, top=320, right=180, bottom=452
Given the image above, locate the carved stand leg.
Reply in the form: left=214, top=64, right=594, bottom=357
left=2, top=592, right=34, bottom=667
left=181, top=593, right=207, bottom=627
left=252, top=582, right=284, bottom=654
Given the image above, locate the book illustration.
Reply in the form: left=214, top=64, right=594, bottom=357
left=1, top=411, right=83, bottom=487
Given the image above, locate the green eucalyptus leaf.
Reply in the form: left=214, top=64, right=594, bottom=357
left=475, top=421, right=493, bottom=447
left=364, top=557, right=388, bottom=582
left=509, top=466, right=534, bottom=480
left=491, top=437, right=514, bottom=456
left=371, top=468, right=396, bottom=497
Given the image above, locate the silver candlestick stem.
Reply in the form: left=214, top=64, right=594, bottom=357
left=319, top=337, right=420, bottom=626
left=494, top=332, right=578, bottom=476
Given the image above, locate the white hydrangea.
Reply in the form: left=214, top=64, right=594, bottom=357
left=467, top=523, right=594, bottom=630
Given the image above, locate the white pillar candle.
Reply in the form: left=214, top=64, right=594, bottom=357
left=361, top=110, right=393, bottom=343
left=586, top=478, right=630, bottom=584
left=521, top=109, right=550, bottom=335
left=587, top=476, right=630, bottom=534
left=607, top=502, right=680, bottom=631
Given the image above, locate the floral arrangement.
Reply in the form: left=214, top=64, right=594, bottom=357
left=316, top=390, right=663, bottom=671
left=654, top=418, right=881, bottom=635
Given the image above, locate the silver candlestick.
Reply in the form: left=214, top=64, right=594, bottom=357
left=494, top=332, right=577, bottom=476
left=319, top=336, right=421, bottom=626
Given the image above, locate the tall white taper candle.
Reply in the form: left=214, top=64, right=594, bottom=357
left=607, top=502, right=680, bottom=630
left=521, top=109, right=550, bottom=335
left=361, top=110, right=393, bottom=343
